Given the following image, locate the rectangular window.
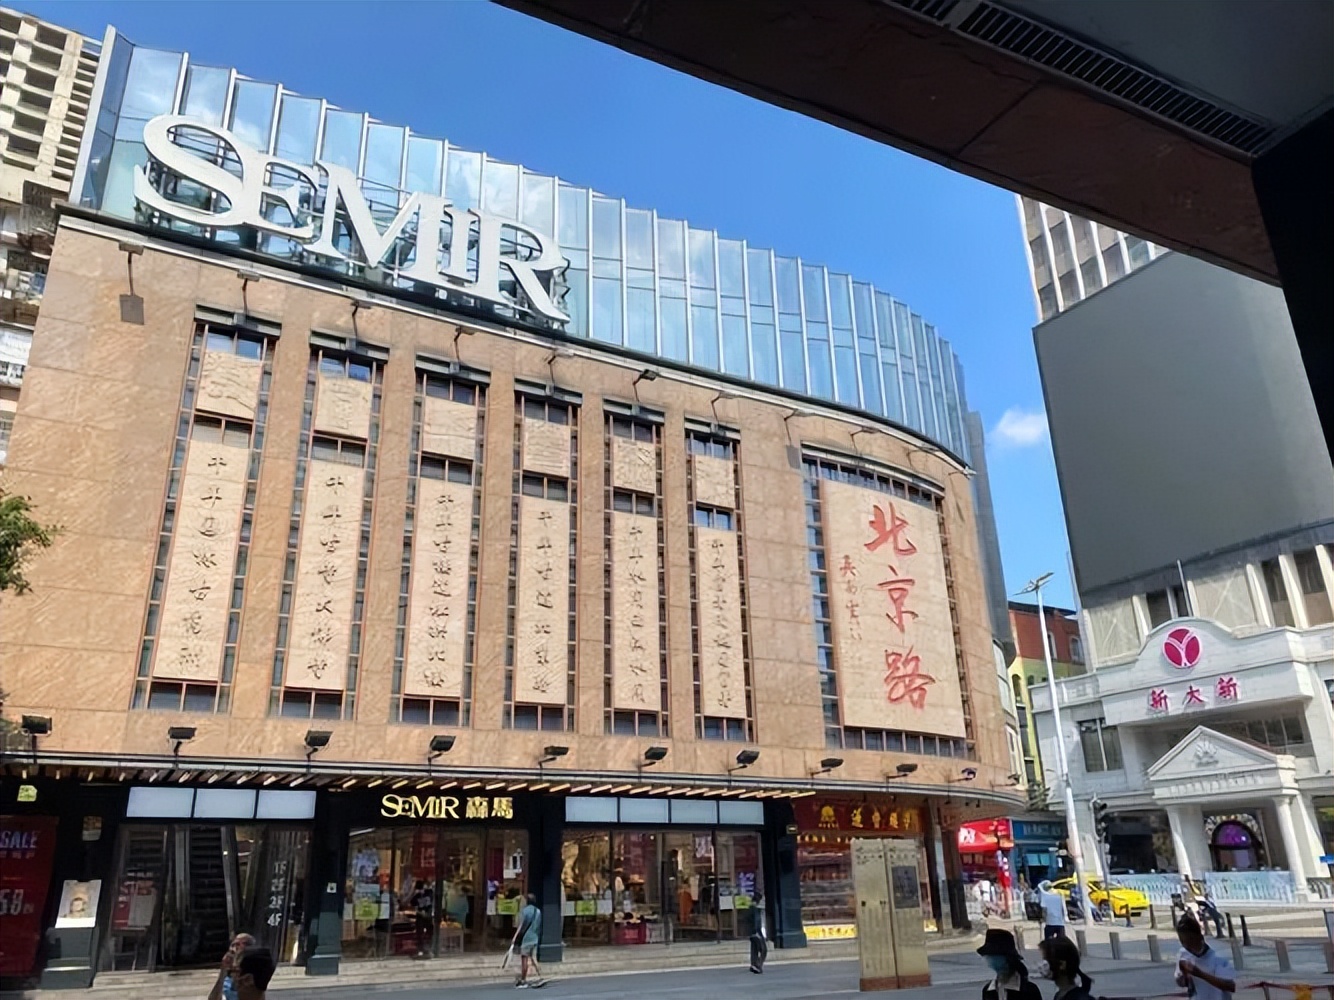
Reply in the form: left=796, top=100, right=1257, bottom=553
left=1078, top=718, right=1123, bottom=772
left=1261, top=558, right=1295, bottom=627
left=1145, top=589, right=1172, bottom=628
left=1294, top=549, right=1333, bottom=625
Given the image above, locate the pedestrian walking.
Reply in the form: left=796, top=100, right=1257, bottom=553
left=512, top=892, right=545, bottom=989
left=1196, top=887, right=1225, bottom=938
left=1045, top=935, right=1094, bottom=1000
left=1175, top=913, right=1236, bottom=999
left=977, top=928, right=1042, bottom=1000
left=228, top=947, right=275, bottom=1000
left=1037, top=881, right=1066, bottom=941
left=409, top=879, right=435, bottom=956
left=748, top=893, right=768, bottom=974
left=207, top=932, right=255, bottom=1000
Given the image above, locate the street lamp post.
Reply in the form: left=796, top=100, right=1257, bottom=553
left=1022, top=571, right=1093, bottom=928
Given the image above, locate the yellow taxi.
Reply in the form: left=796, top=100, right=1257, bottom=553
left=1051, top=877, right=1150, bottom=918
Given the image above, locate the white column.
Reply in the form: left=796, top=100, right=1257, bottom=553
left=1292, top=794, right=1329, bottom=879
left=1279, top=554, right=1311, bottom=629
left=1166, top=805, right=1195, bottom=879
left=1275, top=795, right=1310, bottom=896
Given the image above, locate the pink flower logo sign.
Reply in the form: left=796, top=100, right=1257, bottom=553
left=1162, top=627, right=1201, bottom=669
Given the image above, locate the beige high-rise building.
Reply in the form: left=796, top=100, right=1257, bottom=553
left=0, top=8, right=98, bottom=465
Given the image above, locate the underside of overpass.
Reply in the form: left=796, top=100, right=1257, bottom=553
left=498, top=0, right=1334, bottom=457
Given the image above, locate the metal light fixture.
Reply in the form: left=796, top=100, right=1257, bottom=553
left=810, top=756, right=844, bottom=778
left=539, top=745, right=570, bottom=767
left=21, top=716, right=52, bottom=736
left=643, top=746, right=668, bottom=763
left=304, top=730, right=332, bottom=761
left=428, top=734, right=456, bottom=762
left=886, top=762, right=918, bottom=780
left=950, top=767, right=978, bottom=782
left=709, top=389, right=736, bottom=427
left=728, top=749, right=760, bottom=773
left=168, top=726, right=197, bottom=757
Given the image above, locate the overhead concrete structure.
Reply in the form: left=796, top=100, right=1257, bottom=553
left=497, top=0, right=1334, bottom=457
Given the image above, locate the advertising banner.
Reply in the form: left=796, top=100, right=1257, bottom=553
left=0, top=815, right=58, bottom=977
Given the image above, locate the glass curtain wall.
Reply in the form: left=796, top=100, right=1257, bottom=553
left=84, top=43, right=974, bottom=460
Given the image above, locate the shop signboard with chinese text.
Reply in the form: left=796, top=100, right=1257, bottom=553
left=794, top=796, right=923, bottom=836
left=821, top=480, right=965, bottom=736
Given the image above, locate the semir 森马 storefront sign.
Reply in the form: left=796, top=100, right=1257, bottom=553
left=131, top=114, right=570, bottom=327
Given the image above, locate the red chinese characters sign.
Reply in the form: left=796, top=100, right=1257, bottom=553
left=0, top=815, right=58, bottom=977
left=821, top=479, right=966, bottom=736
left=794, top=796, right=924, bottom=836
left=958, top=820, right=1013, bottom=853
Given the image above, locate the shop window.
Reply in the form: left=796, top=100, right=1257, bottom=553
left=1261, top=558, right=1295, bottom=627
left=1078, top=718, right=1123, bottom=772
left=1145, top=589, right=1173, bottom=628
left=1294, top=549, right=1334, bottom=626
left=1068, top=636, right=1084, bottom=664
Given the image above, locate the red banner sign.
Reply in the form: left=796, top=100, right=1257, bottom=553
left=958, top=819, right=1013, bottom=852
left=0, top=815, right=59, bottom=977
left=794, top=796, right=923, bottom=835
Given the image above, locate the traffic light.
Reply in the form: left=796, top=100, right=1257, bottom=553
left=1092, top=798, right=1111, bottom=845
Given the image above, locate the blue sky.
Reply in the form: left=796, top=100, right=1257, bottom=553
left=28, top=0, right=1076, bottom=608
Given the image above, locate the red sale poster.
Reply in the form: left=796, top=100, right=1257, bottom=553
left=0, top=815, right=59, bottom=978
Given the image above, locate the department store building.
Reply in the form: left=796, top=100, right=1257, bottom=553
left=0, top=24, right=1021, bottom=987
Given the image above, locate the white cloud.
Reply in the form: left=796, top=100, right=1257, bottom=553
left=991, top=407, right=1048, bottom=448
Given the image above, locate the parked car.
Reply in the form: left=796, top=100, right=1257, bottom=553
left=1051, top=877, right=1149, bottom=917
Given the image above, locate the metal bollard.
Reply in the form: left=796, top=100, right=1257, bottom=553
left=1148, top=934, right=1162, bottom=963
left=1015, top=926, right=1026, bottom=951
left=1275, top=939, right=1291, bottom=973
left=1109, top=931, right=1122, bottom=960
left=1240, top=914, right=1252, bottom=947
left=1230, top=937, right=1245, bottom=971
left=1150, top=904, right=1157, bottom=930
left=1076, top=929, right=1087, bottom=954
left=1226, top=912, right=1235, bottom=939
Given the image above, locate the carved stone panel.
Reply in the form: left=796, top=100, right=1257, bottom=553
left=314, top=372, right=373, bottom=440
left=153, top=435, right=249, bottom=681
left=422, top=395, right=477, bottom=460
left=821, top=478, right=964, bottom=737
left=522, top=417, right=570, bottom=478
left=696, top=526, right=747, bottom=719
left=403, top=476, right=473, bottom=698
left=196, top=349, right=262, bottom=420
left=692, top=453, right=735, bottom=510
left=612, top=436, right=657, bottom=495
left=285, top=459, right=366, bottom=691
left=514, top=494, right=570, bottom=705
left=611, top=510, right=662, bottom=712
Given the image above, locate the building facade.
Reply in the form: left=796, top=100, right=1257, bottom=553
left=0, top=7, right=99, bottom=464
left=1022, top=204, right=1334, bottom=902
left=0, top=22, right=1021, bottom=988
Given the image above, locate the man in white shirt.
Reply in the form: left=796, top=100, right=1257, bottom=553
left=1175, top=914, right=1236, bottom=999
left=1037, top=881, right=1066, bottom=940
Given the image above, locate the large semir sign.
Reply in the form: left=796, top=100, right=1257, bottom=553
left=132, top=114, right=570, bottom=326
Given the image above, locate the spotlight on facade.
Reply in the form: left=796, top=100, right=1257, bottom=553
left=304, top=730, right=332, bottom=760
left=168, top=726, right=197, bottom=757
left=728, top=749, right=760, bottom=773
left=21, top=716, right=52, bottom=736
left=539, top=745, right=570, bottom=766
left=632, top=368, right=659, bottom=386
left=810, top=756, right=844, bottom=778
left=887, top=762, right=918, bottom=780
left=643, top=746, right=669, bottom=764
left=428, top=734, right=456, bottom=761
left=951, top=767, right=978, bottom=782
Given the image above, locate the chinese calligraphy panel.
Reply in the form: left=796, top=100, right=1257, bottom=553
left=515, top=494, right=570, bottom=706
left=691, top=453, right=735, bottom=510
left=422, top=395, right=477, bottom=461
left=611, top=436, right=657, bottom=495
left=611, top=510, right=662, bottom=712
left=196, top=350, right=262, bottom=421
left=314, top=372, right=373, bottom=440
left=153, top=435, right=249, bottom=681
left=821, top=479, right=965, bottom=737
left=696, top=526, right=747, bottom=719
left=285, top=459, right=365, bottom=691
left=403, top=476, right=473, bottom=698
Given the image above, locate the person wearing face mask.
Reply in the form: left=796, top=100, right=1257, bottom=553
left=977, top=928, right=1042, bottom=1000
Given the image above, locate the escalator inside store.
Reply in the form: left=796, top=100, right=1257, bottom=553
left=103, top=825, right=310, bottom=972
